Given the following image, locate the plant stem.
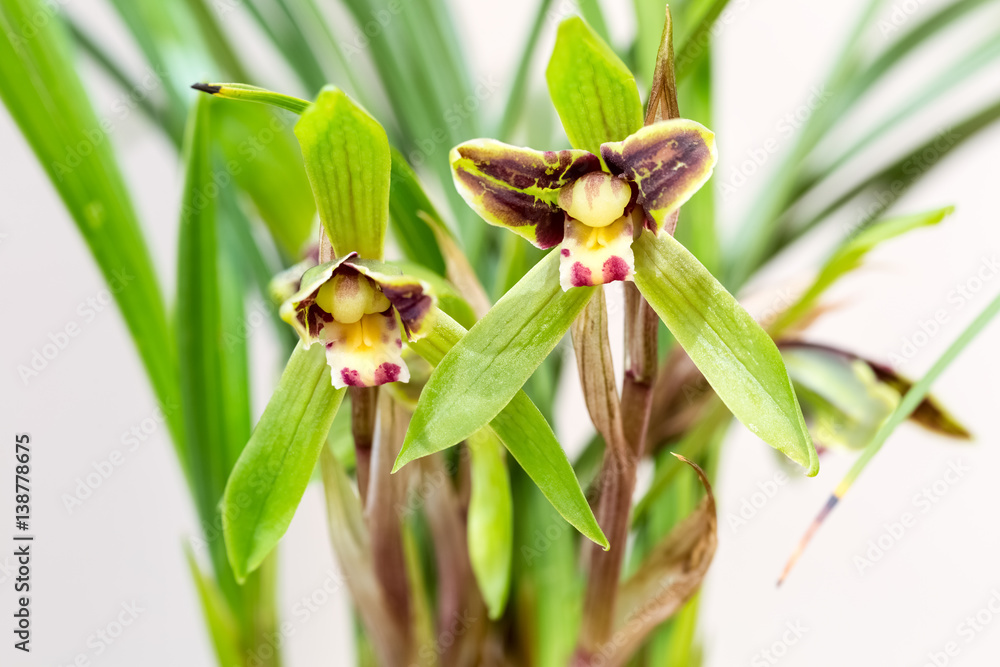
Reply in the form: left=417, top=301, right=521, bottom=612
left=350, top=386, right=378, bottom=503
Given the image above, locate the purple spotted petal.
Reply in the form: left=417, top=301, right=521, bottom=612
left=450, top=139, right=602, bottom=248
left=601, top=119, right=717, bottom=235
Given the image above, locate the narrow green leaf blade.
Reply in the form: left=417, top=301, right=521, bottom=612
left=223, top=343, right=346, bottom=581
left=176, top=96, right=254, bottom=607
left=295, top=87, right=391, bottom=259
left=772, top=207, right=953, bottom=334
left=546, top=16, right=644, bottom=153
left=402, top=250, right=594, bottom=462
left=467, top=430, right=513, bottom=619
left=214, top=102, right=317, bottom=257
left=634, top=233, right=818, bottom=475
left=389, top=148, right=447, bottom=275
left=185, top=550, right=243, bottom=667
left=404, top=311, right=607, bottom=548
left=0, top=0, right=182, bottom=445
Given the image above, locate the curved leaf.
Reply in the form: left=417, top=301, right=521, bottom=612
left=402, top=310, right=607, bottom=549
left=633, top=232, right=818, bottom=475
left=467, top=430, right=513, bottom=619
left=402, top=250, right=594, bottom=464
left=223, top=343, right=346, bottom=581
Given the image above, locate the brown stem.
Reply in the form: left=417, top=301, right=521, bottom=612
left=366, top=393, right=412, bottom=638
left=350, top=385, right=378, bottom=503
left=576, top=8, right=680, bottom=662
left=421, top=453, right=488, bottom=667
left=573, top=290, right=631, bottom=653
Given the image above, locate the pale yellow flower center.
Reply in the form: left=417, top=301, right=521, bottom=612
left=330, top=313, right=390, bottom=352
left=558, top=172, right=631, bottom=228
left=579, top=216, right=630, bottom=250
left=315, top=272, right=391, bottom=324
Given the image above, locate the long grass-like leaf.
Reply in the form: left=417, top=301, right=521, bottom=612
left=0, top=0, right=183, bottom=448
left=778, top=287, right=1000, bottom=585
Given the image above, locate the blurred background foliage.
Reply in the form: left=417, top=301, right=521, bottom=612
left=2, top=0, right=1000, bottom=664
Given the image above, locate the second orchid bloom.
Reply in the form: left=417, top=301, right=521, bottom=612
left=450, top=119, right=718, bottom=290
left=281, top=252, right=435, bottom=389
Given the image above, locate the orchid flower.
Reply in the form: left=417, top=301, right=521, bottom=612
left=450, top=119, right=717, bottom=290
left=281, top=252, right=434, bottom=389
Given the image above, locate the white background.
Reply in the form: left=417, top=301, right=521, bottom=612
left=2, top=0, right=1000, bottom=665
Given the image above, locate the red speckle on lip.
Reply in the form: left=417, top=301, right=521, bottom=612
left=603, top=255, right=630, bottom=283
left=571, top=262, right=592, bottom=287
left=340, top=369, right=363, bottom=386
left=561, top=248, right=570, bottom=257
left=374, top=363, right=401, bottom=384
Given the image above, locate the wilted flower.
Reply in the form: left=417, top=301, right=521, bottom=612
left=281, top=252, right=434, bottom=388
left=450, top=119, right=717, bottom=290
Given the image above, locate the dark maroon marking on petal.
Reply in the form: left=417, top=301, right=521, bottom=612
left=379, top=283, right=433, bottom=338
left=456, top=170, right=566, bottom=248
left=374, top=362, right=401, bottom=384
left=456, top=145, right=601, bottom=192
left=561, top=248, right=570, bottom=257
left=302, top=297, right=333, bottom=339
left=341, top=369, right=363, bottom=387
left=642, top=208, right=657, bottom=233
left=603, top=256, right=630, bottom=283
left=534, top=212, right=565, bottom=249
left=571, top=262, right=592, bottom=288
left=601, top=129, right=712, bottom=212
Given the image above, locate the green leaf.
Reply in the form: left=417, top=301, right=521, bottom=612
left=212, top=101, right=317, bottom=257
left=546, top=16, right=644, bottom=153
left=633, top=232, right=818, bottom=475
left=295, top=87, right=391, bottom=259
left=772, top=207, right=953, bottom=335
left=176, top=95, right=254, bottom=609
left=498, top=0, right=556, bottom=139
left=402, top=250, right=594, bottom=462
left=192, top=82, right=311, bottom=114
left=782, top=346, right=899, bottom=451
left=389, top=148, right=448, bottom=275
left=223, top=343, right=346, bottom=581
left=0, top=0, right=182, bottom=447
left=403, top=310, right=607, bottom=549
left=466, top=430, right=513, bottom=619
left=185, top=550, right=243, bottom=667
left=779, top=286, right=1000, bottom=584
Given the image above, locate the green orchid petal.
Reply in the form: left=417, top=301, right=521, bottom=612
left=601, top=119, right=717, bottom=235
left=450, top=139, right=602, bottom=249
left=559, top=215, right=635, bottom=290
